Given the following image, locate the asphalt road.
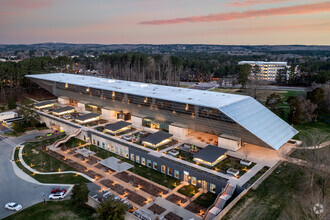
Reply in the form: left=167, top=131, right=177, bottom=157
left=0, top=131, right=70, bottom=219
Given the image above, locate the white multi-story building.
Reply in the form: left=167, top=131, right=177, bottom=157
left=238, top=61, right=289, bottom=82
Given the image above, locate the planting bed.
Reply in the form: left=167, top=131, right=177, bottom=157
left=164, top=212, right=183, bottom=220
left=166, top=194, right=187, bottom=205
left=148, top=204, right=166, bottom=215
left=185, top=202, right=205, bottom=214
left=114, top=171, right=168, bottom=196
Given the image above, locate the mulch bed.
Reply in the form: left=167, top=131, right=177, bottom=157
left=100, top=179, right=114, bottom=188
left=185, top=202, right=206, bottom=214
left=95, top=163, right=115, bottom=173
left=125, top=189, right=147, bottom=206
left=164, top=212, right=183, bottom=220
left=83, top=170, right=103, bottom=179
left=114, top=171, right=167, bottom=197
left=68, top=149, right=76, bottom=155
left=166, top=194, right=187, bottom=205
left=86, top=156, right=98, bottom=165
left=99, top=180, right=147, bottom=206
left=109, top=184, right=126, bottom=195
left=148, top=204, right=166, bottom=215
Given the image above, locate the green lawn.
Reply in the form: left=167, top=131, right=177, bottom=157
left=280, top=90, right=306, bottom=102
left=242, top=166, right=270, bottom=188
left=293, top=120, right=330, bottom=140
left=193, top=192, right=218, bottom=209
left=65, top=137, right=86, bottom=148
left=14, top=147, right=89, bottom=184
left=212, top=156, right=255, bottom=177
left=23, top=143, right=75, bottom=172
left=223, top=162, right=305, bottom=220
left=178, top=184, right=199, bottom=197
left=289, top=146, right=329, bottom=163
left=4, top=200, right=96, bottom=220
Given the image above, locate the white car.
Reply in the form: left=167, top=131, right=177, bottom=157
left=49, top=192, right=65, bottom=200
left=5, top=202, right=22, bottom=211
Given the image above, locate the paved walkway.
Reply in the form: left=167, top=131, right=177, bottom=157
left=17, top=145, right=95, bottom=182
left=295, top=140, right=330, bottom=150
left=0, top=130, right=73, bottom=219
left=141, top=196, right=202, bottom=220
left=232, top=163, right=264, bottom=187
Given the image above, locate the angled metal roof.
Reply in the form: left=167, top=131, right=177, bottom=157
left=142, top=131, right=173, bottom=145
left=35, top=100, right=54, bottom=107
left=104, top=121, right=131, bottom=132
left=75, top=113, right=100, bottom=121
left=219, top=97, right=298, bottom=150
left=26, top=73, right=249, bottom=109
left=52, top=106, right=75, bottom=113
left=194, top=145, right=227, bottom=163
left=27, top=73, right=298, bottom=150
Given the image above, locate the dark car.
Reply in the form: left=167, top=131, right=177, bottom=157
left=51, top=187, right=67, bottom=194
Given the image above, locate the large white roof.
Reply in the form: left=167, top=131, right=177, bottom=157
left=26, top=73, right=249, bottom=109
left=238, top=61, right=287, bottom=65
left=27, top=73, right=298, bottom=150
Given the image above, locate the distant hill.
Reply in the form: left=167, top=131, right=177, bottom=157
left=0, top=43, right=329, bottom=56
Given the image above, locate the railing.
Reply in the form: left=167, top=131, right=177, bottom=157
left=204, top=183, right=236, bottom=220
left=52, top=128, right=82, bottom=148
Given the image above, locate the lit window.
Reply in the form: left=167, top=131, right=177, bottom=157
left=136, top=155, right=140, bottom=163
left=141, top=158, right=146, bottom=165
left=167, top=167, right=173, bottom=176
left=174, top=170, right=179, bottom=179
left=210, top=183, right=216, bottom=193
left=153, top=162, right=158, bottom=170
left=130, top=153, right=134, bottom=161
left=191, top=177, right=197, bottom=186
left=161, top=165, right=166, bottom=173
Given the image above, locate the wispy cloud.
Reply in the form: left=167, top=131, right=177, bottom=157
left=139, top=2, right=330, bottom=25
left=226, top=0, right=296, bottom=7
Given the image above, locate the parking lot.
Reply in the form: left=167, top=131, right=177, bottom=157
left=0, top=131, right=71, bottom=219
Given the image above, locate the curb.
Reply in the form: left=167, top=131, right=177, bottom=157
left=17, top=143, right=95, bottom=182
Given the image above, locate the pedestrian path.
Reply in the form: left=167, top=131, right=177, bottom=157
left=17, top=145, right=95, bottom=182
left=234, top=163, right=264, bottom=187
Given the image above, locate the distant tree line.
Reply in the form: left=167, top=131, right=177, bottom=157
left=0, top=53, right=329, bottom=104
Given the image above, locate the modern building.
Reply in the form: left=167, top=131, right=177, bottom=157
left=26, top=73, right=298, bottom=193
left=238, top=61, right=289, bottom=82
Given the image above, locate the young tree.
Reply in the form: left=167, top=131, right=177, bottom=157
left=238, top=64, right=251, bottom=88
left=96, top=196, right=129, bottom=220
left=287, top=96, right=302, bottom=125
left=7, top=96, right=17, bottom=109
left=307, top=87, right=326, bottom=112
left=71, top=182, right=89, bottom=207
left=265, top=93, right=283, bottom=116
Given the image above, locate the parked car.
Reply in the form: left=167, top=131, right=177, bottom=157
left=51, top=187, right=67, bottom=194
left=49, top=192, right=65, bottom=200
left=5, top=202, right=22, bottom=211
left=103, top=191, right=113, bottom=198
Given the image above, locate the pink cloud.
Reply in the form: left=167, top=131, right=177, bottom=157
left=139, top=2, right=330, bottom=25
left=226, top=0, right=296, bottom=7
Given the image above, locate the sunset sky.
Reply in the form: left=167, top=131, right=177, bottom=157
left=0, top=0, right=329, bottom=45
